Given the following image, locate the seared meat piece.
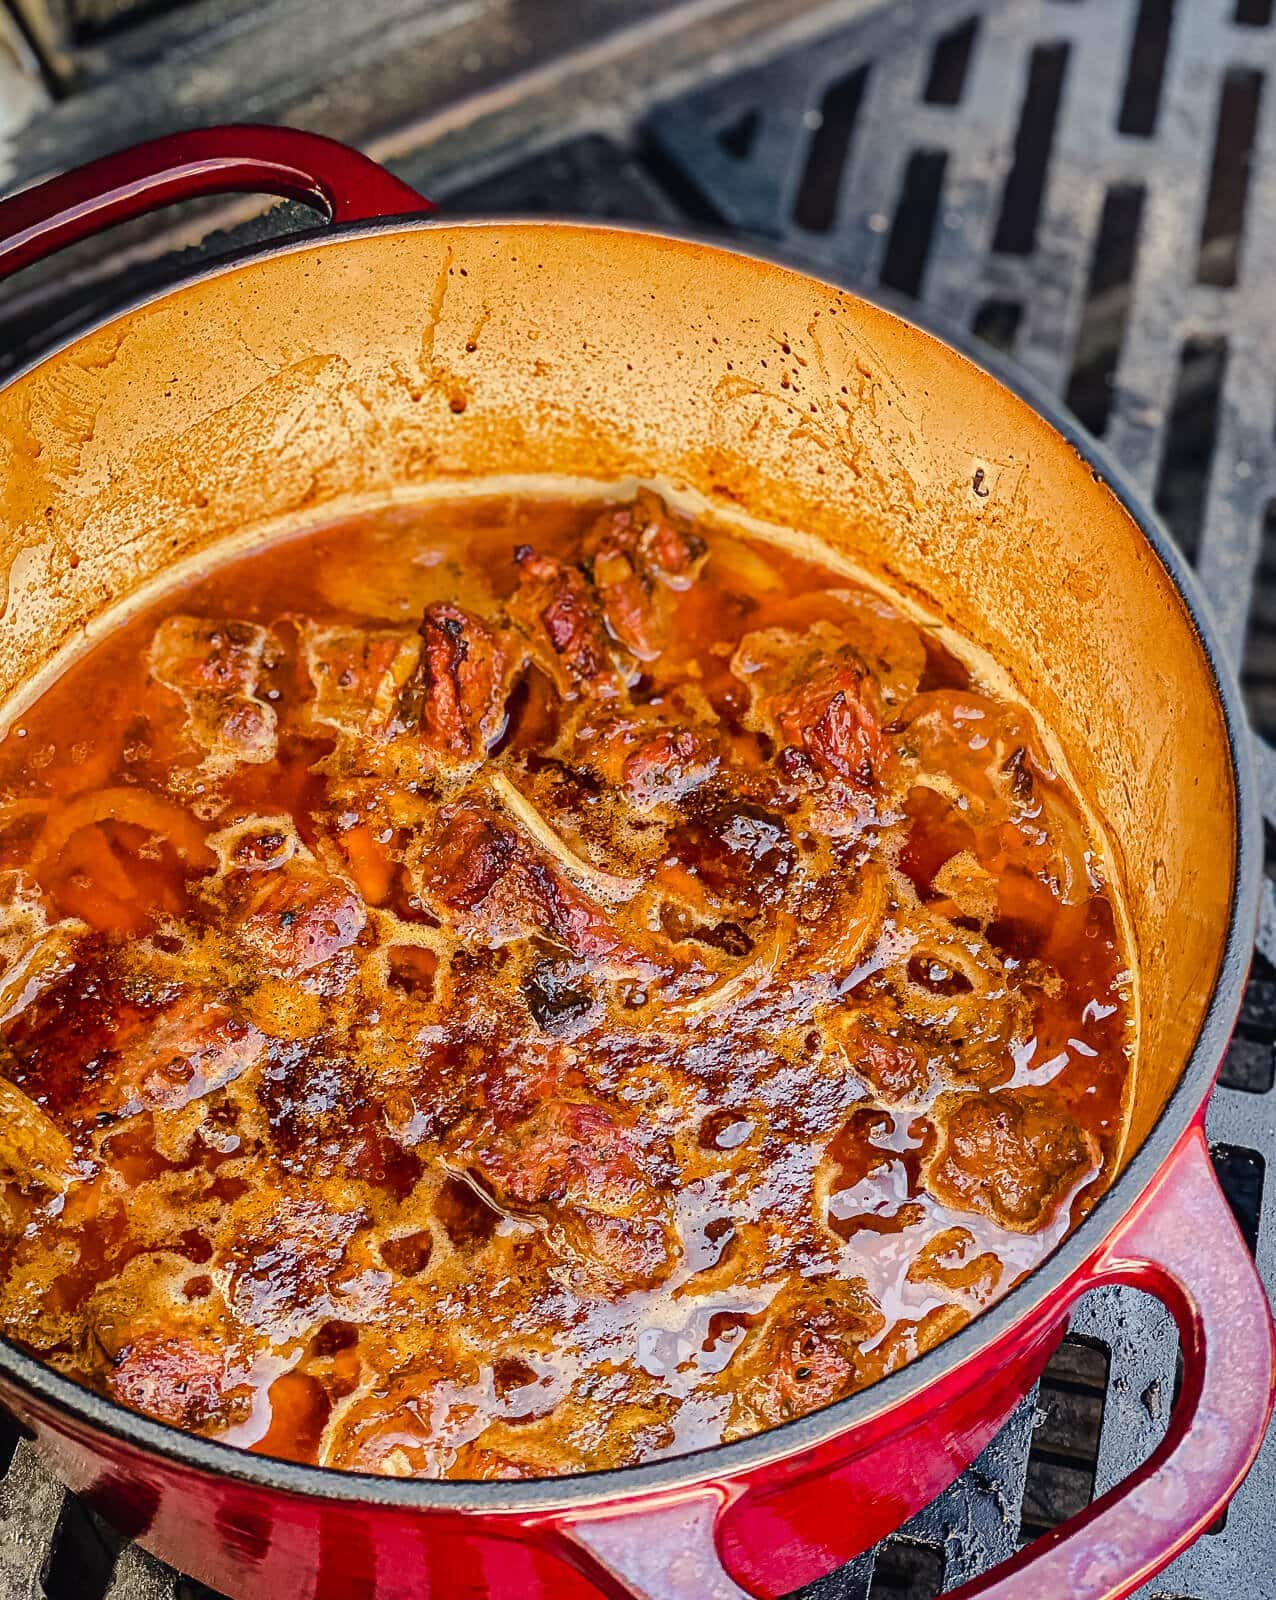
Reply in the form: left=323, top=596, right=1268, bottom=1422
left=466, top=1097, right=679, bottom=1292
left=837, top=1018, right=931, bottom=1107
left=232, top=865, right=366, bottom=975
left=733, top=621, right=889, bottom=793
left=303, top=624, right=420, bottom=740
left=323, top=1369, right=485, bottom=1476
left=149, top=617, right=278, bottom=767
left=415, top=802, right=648, bottom=971
left=109, top=994, right=264, bottom=1118
left=226, top=1195, right=371, bottom=1342
left=307, top=607, right=519, bottom=778
left=509, top=548, right=627, bottom=697
left=404, top=602, right=519, bottom=760
left=573, top=713, right=719, bottom=811
left=107, top=1331, right=241, bottom=1430
left=581, top=489, right=707, bottom=659
left=923, top=1089, right=1099, bottom=1232
left=894, top=691, right=1093, bottom=906
left=668, top=799, right=795, bottom=912
left=724, top=1278, right=884, bottom=1435
left=206, top=818, right=367, bottom=976
left=86, top=1253, right=250, bottom=1431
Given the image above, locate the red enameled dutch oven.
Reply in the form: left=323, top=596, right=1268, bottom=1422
left=0, top=125, right=1270, bottom=1600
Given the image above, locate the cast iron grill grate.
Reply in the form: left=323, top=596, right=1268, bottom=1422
left=1, top=1, right=1275, bottom=1597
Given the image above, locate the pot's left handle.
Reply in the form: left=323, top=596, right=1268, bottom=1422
left=0, top=124, right=431, bottom=281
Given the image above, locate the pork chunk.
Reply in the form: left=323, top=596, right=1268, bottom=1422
left=467, top=1098, right=679, bottom=1292
left=574, top=715, right=718, bottom=811
left=923, top=1089, right=1100, bottom=1233
left=206, top=818, right=367, bottom=975
left=107, top=1331, right=240, bottom=1430
left=233, top=863, right=366, bottom=975
left=415, top=802, right=645, bottom=971
left=509, top=549, right=627, bottom=697
left=110, top=993, right=265, bottom=1118
left=725, top=1278, right=883, bottom=1433
left=303, top=624, right=420, bottom=740
left=149, top=617, right=278, bottom=767
left=404, top=602, right=518, bottom=761
left=733, top=622, right=889, bottom=793
left=323, top=1370, right=483, bottom=1476
left=581, top=490, right=707, bottom=659
left=86, top=1253, right=249, bottom=1431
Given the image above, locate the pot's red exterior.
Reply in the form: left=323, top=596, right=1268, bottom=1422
left=0, top=126, right=1271, bottom=1600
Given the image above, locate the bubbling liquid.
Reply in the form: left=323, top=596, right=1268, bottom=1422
left=0, top=489, right=1131, bottom=1477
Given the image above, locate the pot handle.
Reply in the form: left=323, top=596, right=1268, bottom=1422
left=0, top=124, right=431, bottom=281
left=556, top=1129, right=1275, bottom=1600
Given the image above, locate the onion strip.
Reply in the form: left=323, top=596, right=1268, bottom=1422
left=32, top=787, right=214, bottom=874
left=485, top=773, right=644, bottom=904
left=0, top=1074, right=77, bottom=1193
left=666, top=913, right=794, bottom=1021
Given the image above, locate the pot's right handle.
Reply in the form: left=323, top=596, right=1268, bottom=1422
left=945, top=1127, right=1274, bottom=1600
left=0, top=124, right=431, bottom=281
left=558, top=1129, right=1275, bottom=1600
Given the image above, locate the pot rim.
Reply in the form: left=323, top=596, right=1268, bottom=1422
left=0, top=215, right=1260, bottom=1515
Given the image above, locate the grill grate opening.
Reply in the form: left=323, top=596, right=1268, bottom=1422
left=971, top=298, right=1023, bottom=352
left=1065, top=183, right=1146, bottom=437
left=866, top=1538, right=945, bottom=1599
left=1220, top=1026, right=1276, bottom=1094
left=923, top=18, right=979, bottom=107
left=1118, top=0, right=1176, bottom=137
left=1235, top=0, right=1274, bottom=25
left=1019, top=1335, right=1109, bottom=1543
left=879, top=150, right=948, bottom=298
left=794, top=65, right=871, bottom=233
left=992, top=42, right=1069, bottom=256
left=42, top=1496, right=125, bottom=1600
left=1210, top=1144, right=1266, bottom=1256
left=1197, top=68, right=1264, bottom=288
left=1153, top=335, right=1229, bottom=564
left=0, top=1407, right=21, bottom=1479
left=1242, top=501, right=1276, bottom=741
left=718, top=109, right=761, bottom=161
left=173, top=1578, right=231, bottom=1599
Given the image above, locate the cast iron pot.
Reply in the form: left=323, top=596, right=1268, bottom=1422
left=0, top=126, right=1270, bottom=1600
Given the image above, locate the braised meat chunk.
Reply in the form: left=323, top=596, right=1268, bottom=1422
left=924, top=1090, right=1100, bottom=1233
left=304, top=624, right=421, bottom=740
left=149, top=616, right=279, bottom=767
left=725, top=1278, right=884, bottom=1436
left=415, top=801, right=648, bottom=972
left=109, top=994, right=265, bottom=1118
left=205, top=818, right=366, bottom=976
left=0, top=488, right=1132, bottom=1480
left=465, top=1097, right=680, bottom=1292
left=581, top=489, right=707, bottom=659
left=405, top=602, right=519, bottom=761
left=509, top=548, right=628, bottom=698
left=733, top=621, right=890, bottom=794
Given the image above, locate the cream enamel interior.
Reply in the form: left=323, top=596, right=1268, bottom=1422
left=0, top=221, right=1236, bottom=1160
